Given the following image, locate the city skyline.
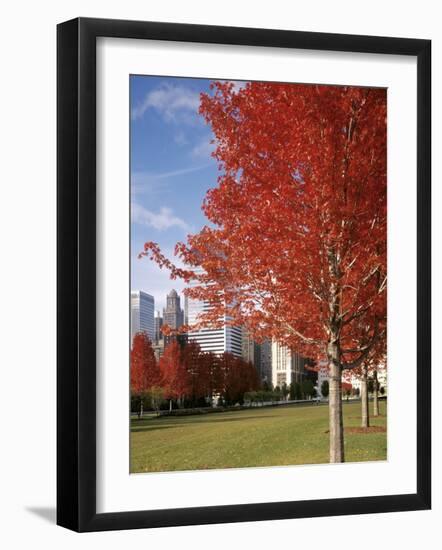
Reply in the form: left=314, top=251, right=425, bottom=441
left=130, top=284, right=308, bottom=387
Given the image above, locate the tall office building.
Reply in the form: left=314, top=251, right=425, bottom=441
left=154, top=310, right=163, bottom=343
left=130, top=290, right=155, bottom=345
left=271, top=340, right=306, bottom=388
left=242, top=327, right=262, bottom=375
left=183, top=294, right=189, bottom=326
left=260, top=339, right=272, bottom=384
left=162, top=289, right=184, bottom=330
left=187, top=293, right=242, bottom=357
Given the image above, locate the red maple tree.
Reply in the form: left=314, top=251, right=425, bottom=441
left=130, top=332, right=161, bottom=417
left=140, top=82, right=387, bottom=462
left=200, top=352, right=223, bottom=404
left=159, top=340, right=189, bottom=408
left=181, top=341, right=206, bottom=403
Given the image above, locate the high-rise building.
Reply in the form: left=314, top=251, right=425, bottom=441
left=130, top=290, right=155, bottom=345
left=260, top=339, right=272, bottom=384
left=154, top=310, right=163, bottom=343
left=162, top=289, right=184, bottom=330
left=242, top=327, right=262, bottom=375
left=187, top=294, right=242, bottom=357
left=271, top=340, right=306, bottom=388
left=183, top=294, right=189, bottom=326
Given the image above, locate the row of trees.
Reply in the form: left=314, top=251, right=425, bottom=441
left=321, top=371, right=386, bottom=418
left=282, top=380, right=316, bottom=401
left=131, top=332, right=260, bottom=415
left=245, top=379, right=317, bottom=405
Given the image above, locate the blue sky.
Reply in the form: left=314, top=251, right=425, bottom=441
left=131, top=75, right=244, bottom=311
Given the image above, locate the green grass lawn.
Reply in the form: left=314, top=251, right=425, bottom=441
left=130, top=400, right=387, bottom=473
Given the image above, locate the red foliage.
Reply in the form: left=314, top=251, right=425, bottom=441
left=159, top=340, right=189, bottom=400
left=181, top=341, right=210, bottom=400
left=140, top=82, right=387, bottom=370
left=202, top=352, right=224, bottom=397
left=130, top=332, right=161, bottom=394
left=215, top=353, right=260, bottom=404
left=158, top=340, right=260, bottom=405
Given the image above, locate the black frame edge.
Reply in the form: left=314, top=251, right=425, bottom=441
left=57, top=17, right=80, bottom=531
left=79, top=16, right=428, bottom=55
left=416, top=40, right=431, bottom=510
left=57, top=17, right=432, bottom=533
left=80, top=493, right=428, bottom=533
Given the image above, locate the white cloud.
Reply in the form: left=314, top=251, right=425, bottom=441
left=191, top=137, right=215, bottom=159
left=174, top=131, right=189, bottom=146
left=131, top=164, right=210, bottom=196
left=132, top=83, right=200, bottom=123
left=133, top=165, right=208, bottom=182
left=131, top=203, right=190, bottom=231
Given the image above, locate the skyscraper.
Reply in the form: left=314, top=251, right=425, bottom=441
left=183, top=294, right=189, bottom=325
left=130, top=290, right=155, bottom=345
left=154, top=310, right=163, bottom=343
left=260, top=339, right=272, bottom=384
left=187, top=294, right=242, bottom=357
left=162, top=289, right=184, bottom=330
left=271, top=340, right=306, bottom=388
left=242, top=327, right=262, bottom=376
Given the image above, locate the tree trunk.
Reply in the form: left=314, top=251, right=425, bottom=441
left=373, top=369, right=379, bottom=417
left=169, top=399, right=172, bottom=411
left=328, top=343, right=344, bottom=463
left=361, top=364, right=369, bottom=428
left=139, top=399, right=143, bottom=419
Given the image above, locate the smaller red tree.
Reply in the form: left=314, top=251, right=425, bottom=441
left=220, top=353, right=260, bottom=405
left=221, top=353, right=239, bottom=405
left=131, top=332, right=161, bottom=418
left=200, top=352, right=222, bottom=405
left=181, top=341, right=212, bottom=405
left=159, top=340, right=189, bottom=409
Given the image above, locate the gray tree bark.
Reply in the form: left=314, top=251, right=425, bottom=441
left=373, top=369, right=379, bottom=417
left=360, top=364, right=369, bottom=428
left=328, top=341, right=344, bottom=463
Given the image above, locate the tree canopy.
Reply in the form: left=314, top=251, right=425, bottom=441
left=141, top=82, right=386, bottom=368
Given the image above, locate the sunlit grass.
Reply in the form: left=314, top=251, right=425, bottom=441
left=130, top=401, right=387, bottom=473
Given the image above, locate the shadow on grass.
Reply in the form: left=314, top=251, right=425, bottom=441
left=131, top=414, right=276, bottom=433
left=131, top=424, right=179, bottom=433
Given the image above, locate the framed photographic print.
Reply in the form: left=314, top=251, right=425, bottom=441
left=57, top=17, right=431, bottom=532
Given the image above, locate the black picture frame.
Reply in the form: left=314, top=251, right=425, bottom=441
left=57, top=17, right=431, bottom=532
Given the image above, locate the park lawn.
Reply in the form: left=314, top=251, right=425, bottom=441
left=130, top=400, right=387, bottom=473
